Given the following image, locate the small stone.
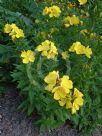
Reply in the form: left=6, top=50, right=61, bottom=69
left=0, top=115, right=2, bottom=119
left=0, top=115, right=2, bottom=121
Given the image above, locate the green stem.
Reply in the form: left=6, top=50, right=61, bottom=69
left=37, top=57, right=44, bottom=79
left=26, top=63, right=38, bottom=86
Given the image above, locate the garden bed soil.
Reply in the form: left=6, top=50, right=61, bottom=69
left=0, top=86, right=102, bottom=136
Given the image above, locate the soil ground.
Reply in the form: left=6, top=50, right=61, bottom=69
left=0, top=87, right=102, bottom=136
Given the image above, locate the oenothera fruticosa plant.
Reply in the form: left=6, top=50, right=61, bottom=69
left=1, top=0, right=102, bottom=135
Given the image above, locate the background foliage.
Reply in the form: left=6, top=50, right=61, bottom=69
left=0, top=0, right=102, bottom=135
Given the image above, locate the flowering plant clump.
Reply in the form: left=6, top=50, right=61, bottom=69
left=0, top=0, right=102, bottom=135
left=44, top=71, right=84, bottom=114
left=4, top=23, right=24, bottom=41
left=43, top=5, right=61, bottom=18
left=36, top=40, right=58, bottom=59
left=63, top=15, right=80, bottom=27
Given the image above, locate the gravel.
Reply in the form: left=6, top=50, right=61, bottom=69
left=0, top=86, right=102, bottom=136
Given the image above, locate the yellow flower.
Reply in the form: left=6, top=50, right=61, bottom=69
left=78, top=0, right=87, bottom=5
left=44, top=71, right=59, bottom=91
left=45, top=84, right=55, bottom=92
left=60, top=75, right=73, bottom=93
left=80, top=29, right=88, bottom=36
left=44, top=71, right=73, bottom=93
left=36, top=40, right=50, bottom=51
left=44, top=71, right=84, bottom=114
left=47, top=43, right=58, bottom=59
left=44, top=71, right=59, bottom=85
left=44, top=71, right=74, bottom=103
left=4, top=23, right=24, bottom=41
left=61, top=51, right=69, bottom=60
left=71, top=88, right=84, bottom=114
left=36, top=40, right=58, bottom=59
left=63, top=16, right=71, bottom=27
left=59, top=95, right=72, bottom=109
left=42, top=6, right=50, bottom=15
left=64, top=15, right=80, bottom=28
left=21, top=50, right=35, bottom=64
left=43, top=5, right=61, bottom=18
left=44, top=73, right=84, bottom=114
left=70, top=15, right=80, bottom=25
left=16, top=29, right=24, bottom=38
left=10, top=28, right=24, bottom=40
left=69, top=41, right=85, bottom=54
left=49, top=6, right=61, bottom=18
left=10, top=23, right=17, bottom=28
left=74, top=88, right=83, bottom=98
left=69, top=41, right=92, bottom=58
left=10, top=24, right=24, bottom=40
left=52, top=86, right=67, bottom=100
left=35, top=19, right=40, bottom=24
left=74, top=44, right=85, bottom=55
left=84, top=46, right=92, bottom=58
left=58, top=88, right=84, bottom=114
left=90, top=33, right=96, bottom=38
left=4, top=24, right=12, bottom=33
left=100, top=36, right=102, bottom=40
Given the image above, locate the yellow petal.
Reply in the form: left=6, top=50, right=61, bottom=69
left=52, top=86, right=67, bottom=99
left=84, top=46, right=92, bottom=58
left=72, top=107, right=77, bottom=114
left=22, top=58, right=29, bottom=64
left=74, top=88, right=83, bottom=98
left=29, top=56, right=35, bottom=62
left=41, top=51, right=48, bottom=56
left=36, top=45, right=43, bottom=51
left=65, top=23, right=70, bottom=28
left=73, top=103, right=79, bottom=110
left=78, top=0, right=87, bottom=5
left=54, top=91, right=60, bottom=100
left=21, top=51, right=27, bottom=58
left=74, top=98, right=84, bottom=106
left=61, top=75, right=73, bottom=90
left=11, top=35, right=16, bottom=41
left=69, top=15, right=80, bottom=25
left=59, top=98, right=66, bottom=106
left=45, top=84, right=55, bottom=91
left=4, top=24, right=12, bottom=33
left=66, top=100, right=72, bottom=109
left=44, top=71, right=59, bottom=85
left=43, top=7, right=50, bottom=15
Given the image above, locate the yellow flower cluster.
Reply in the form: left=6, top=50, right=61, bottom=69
left=21, top=50, right=35, bottom=64
left=44, top=71, right=73, bottom=93
left=59, top=88, right=84, bottom=114
left=4, top=23, right=24, bottom=41
left=64, top=15, right=80, bottom=28
left=44, top=71, right=84, bottom=114
left=36, top=40, right=58, bottom=59
left=43, top=5, right=61, bottom=18
left=78, top=0, right=87, bottom=5
left=69, top=41, right=92, bottom=58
